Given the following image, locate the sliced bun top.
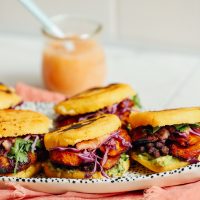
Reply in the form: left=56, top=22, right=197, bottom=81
left=54, top=83, right=136, bottom=115
left=44, top=114, right=121, bottom=150
left=129, top=107, right=200, bottom=128
left=0, top=109, right=52, bottom=137
left=0, top=83, right=21, bottom=109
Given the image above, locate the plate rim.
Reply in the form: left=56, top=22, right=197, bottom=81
left=0, top=163, right=199, bottom=184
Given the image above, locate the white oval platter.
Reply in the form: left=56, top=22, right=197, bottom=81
left=0, top=102, right=198, bottom=194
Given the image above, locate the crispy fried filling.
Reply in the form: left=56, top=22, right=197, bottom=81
left=49, top=128, right=132, bottom=177
left=0, top=152, right=36, bottom=174
left=55, top=98, right=135, bottom=128
left=131, top=124, right=200, bottom=163
left=0, top=135, right=45, bottom=174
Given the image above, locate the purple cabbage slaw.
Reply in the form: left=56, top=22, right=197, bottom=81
left=172, top=126, right=200, bottom=164
left=24, top=134, right=42, bottom=152
left=189, top=127, right=200, bottom=137
left=31, top=135, right=39, bottom=152
left=57, top=98, right=133, bottom=125
left=175, top=127, right=200, bottom=138
left=49, top=130, right=132, bottom=178
left=187, top=157, right=200, bottom=164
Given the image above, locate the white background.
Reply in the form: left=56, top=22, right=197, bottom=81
left=1, top=0, right=200, bottom=51
left=0, top=0, right=200, bottom=110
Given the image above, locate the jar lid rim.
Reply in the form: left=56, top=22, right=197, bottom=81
left=41, top=14, right=102, bottom=40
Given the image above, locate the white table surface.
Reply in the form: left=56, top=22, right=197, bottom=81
left=0, top=34, right=200, bottom=110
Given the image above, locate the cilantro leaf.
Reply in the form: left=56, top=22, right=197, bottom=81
left=190, top=123, right=200, bottom=129
left=17, top=152, right=28, bottom=163
left=142, top=126, right=153, bottom=134
left=127, top=124, right=132, bottom=131
left=152, top=127, right=160, bottom=133
left=142, top=126, right=160, bottom=134
left=7, top=138, right=33, bottom=173
left=132, top=95, right=142, bottom=109
left=36, top=140, right=41, bottom=149
left=174, top=124, right=190, bottom=132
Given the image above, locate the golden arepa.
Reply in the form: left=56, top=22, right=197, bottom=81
left=55, top=83, right=136, bottom=115
left=44, top=114, right=121, bottom=150
left=0, top=109, right=52, bottom=137
left=129, top=107, right=200, bottom=129
left=0, top=83, right=21, bottom=109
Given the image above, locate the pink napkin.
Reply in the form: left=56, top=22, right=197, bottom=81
left=2, top=82, right=199, bottom=200
left=2, top=179, right=200, bottom=200
left=143, top=181, right=200, bottom=200
left=16, top=82, right=66, bottom=103
left=0, top=182, right=142, bottom=200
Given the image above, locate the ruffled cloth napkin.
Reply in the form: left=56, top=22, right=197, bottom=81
left=0, top=82, right=199, bottom=200
left=2, top=180, right=200, bottom=200
left=15, top=83, right=66, bottom=103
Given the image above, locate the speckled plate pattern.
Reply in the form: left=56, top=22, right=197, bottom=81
left=0, top=102, right=199, bottom=194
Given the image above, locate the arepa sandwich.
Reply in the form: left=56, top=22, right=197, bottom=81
left=0, top=109, right=52, bottom=177
left=43, top=114, right=132, bottom=179
left=129, top=107, right=200, bottom=172
left=55, top=83, right=141, bottom=127
left=0, top=83, right=21, bottom=109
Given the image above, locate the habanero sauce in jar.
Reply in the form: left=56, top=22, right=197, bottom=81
left=42, top=15, right=106, bottom=96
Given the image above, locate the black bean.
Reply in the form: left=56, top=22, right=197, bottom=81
left=156, top=128, right=170, bottom=140
left=160, top=139, right=166, bottom=144
left=155, top=142, right=163, bottom=149
left=161, top=146, right=169, bottom=155
left=153, top=150, right=160, bottom=158
left=168, top=126, right=176, bottom=133
left=148, top=147, right=156, bottom=154
left=146, top=143, right=154, bottom=149
left=139, top=146, right=145, bottom=153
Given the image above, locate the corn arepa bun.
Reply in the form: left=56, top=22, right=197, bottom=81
left=129, top=107, right=200, bottom=129
left=45, top=114, right=121, bottom=150
left=0, top=109, right=52, bottom=137
left=131, top=152, right=188, bottom=173
left=0, top=84, right=21, bottom=109
left=43, top=157, right=130, bottom=179
left=3, top=162, right=41, bottom=178
left=55, top=83, right=136, bottom=115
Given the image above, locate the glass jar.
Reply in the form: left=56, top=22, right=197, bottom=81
left=42, top=15, right=106, bottom=96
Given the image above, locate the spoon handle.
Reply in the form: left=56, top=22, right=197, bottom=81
left=18, top=0, right=65, bottom=38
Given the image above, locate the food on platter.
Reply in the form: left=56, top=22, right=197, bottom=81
left=0, top=109, right=52, bottom=177
left=55, top=83, right=141, bottom=128
left=0, top=83, right=21, bottom=109
left=43, top=114, right=132, bottom=178
left=129, top=107, right=200, bottom=172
